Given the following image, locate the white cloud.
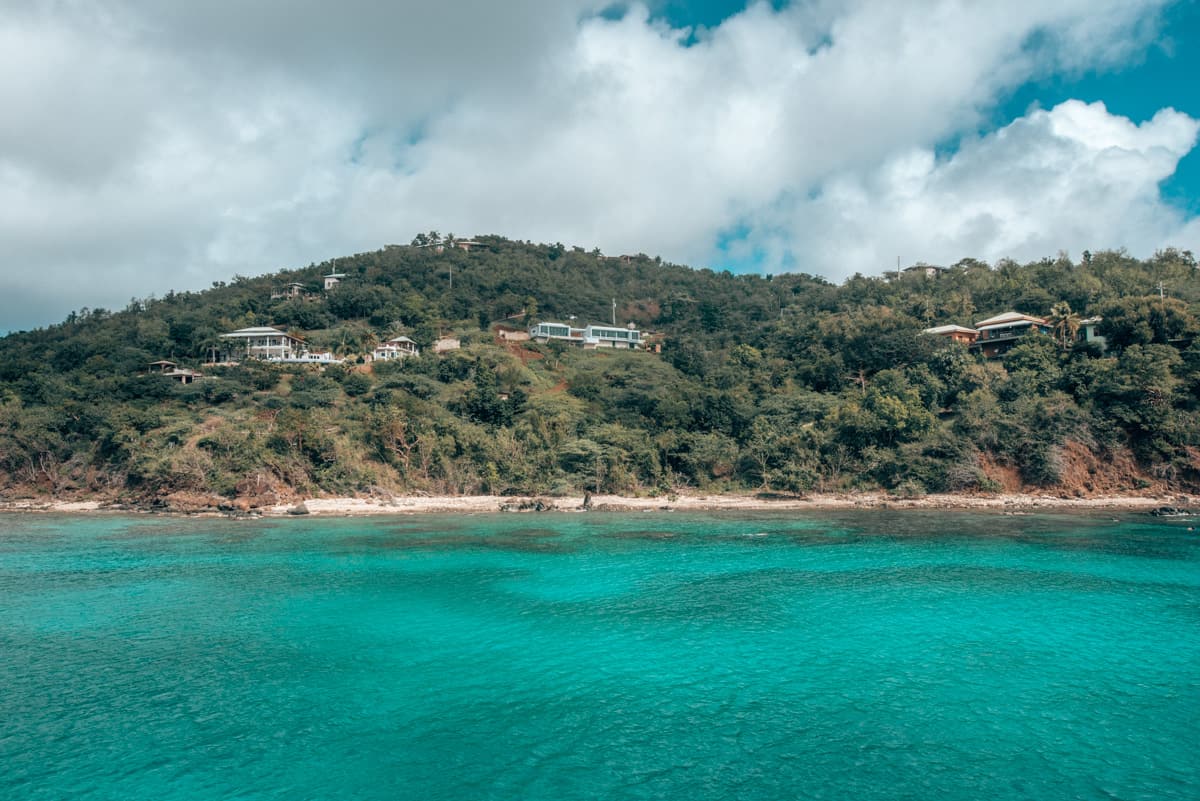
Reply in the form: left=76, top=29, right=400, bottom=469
left=758, top=100, right=1200, bottom=275
left=0, top=0, right=1195, bottom=330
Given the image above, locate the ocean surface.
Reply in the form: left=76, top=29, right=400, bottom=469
left=1, top=511, right=1197, bottom=800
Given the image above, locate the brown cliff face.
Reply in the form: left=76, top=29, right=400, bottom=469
left=980, top=440, right=1174, bottom=498
left=1055, top=440, right=1155, bottom=496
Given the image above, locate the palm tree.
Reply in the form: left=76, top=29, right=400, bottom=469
left=361, top=330, right=379, bottom=355
left=1048, top=301, right=1080, bottom=350
left=334, top=333, right=357, bottom=360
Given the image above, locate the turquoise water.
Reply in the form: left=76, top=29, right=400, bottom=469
left=1, top=511, right=1197, bottom=800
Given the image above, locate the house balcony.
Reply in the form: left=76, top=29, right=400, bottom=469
left=973, top=325, right=1048, bottom=345
left=976, top=330, right=1025, bottom=343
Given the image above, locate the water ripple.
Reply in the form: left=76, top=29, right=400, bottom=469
left=0, top=513, right=1197, bottom=800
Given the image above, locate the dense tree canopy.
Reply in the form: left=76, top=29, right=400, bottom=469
left=1, top=236, right=1198, bottom=505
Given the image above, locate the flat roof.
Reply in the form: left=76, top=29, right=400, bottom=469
left=974, top=312, right=1046, bottom=328
left=221, top=326, right=303, bottom=340
left=532, top=321, right=641, bottom=335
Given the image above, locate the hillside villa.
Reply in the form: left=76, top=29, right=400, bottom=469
left=923, top=311, right=1107, bottom=357
left=529, top=321, right=643, bottom=349
left=217, top=327, right=345, bottom=364
left=972, top=312, right=1053, bottom=358
left=219, top=326, right=305, bottom=361
left=373, top=336, right=420, bottom=361
left=922, top=312, right=1051, bottom=357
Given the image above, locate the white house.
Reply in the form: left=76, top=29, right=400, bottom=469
left=324, top=271, right=346, bottom=290
left=219, top=326, right=306, bottom=361
left=374, top=336, right=420, bottom=361
left=1078, top=317, right=1107, bottom=351
left=528, top=321, right=642, bottom=349
left=583, top=324, right=641, bottom=349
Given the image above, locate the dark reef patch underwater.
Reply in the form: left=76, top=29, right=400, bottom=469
left=1, top=511, right=1197, bottom=800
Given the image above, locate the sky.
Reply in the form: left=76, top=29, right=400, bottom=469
left=2, top=0, right=1199, bottom=331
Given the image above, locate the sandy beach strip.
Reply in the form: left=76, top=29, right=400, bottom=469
left=1, top=492, right=1195, bottom=517
left=263, top=492, right=1197, bottom=516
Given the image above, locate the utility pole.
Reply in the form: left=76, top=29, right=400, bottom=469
left=448, top=263, right=453, bottom=292
left=611, top=298, right=616, bottom=326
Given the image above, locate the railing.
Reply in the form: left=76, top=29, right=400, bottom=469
left=977, top=329, right=1031, bottom=343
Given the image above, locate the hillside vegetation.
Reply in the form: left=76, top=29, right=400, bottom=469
left=1, top=235, right=1199, bottom=509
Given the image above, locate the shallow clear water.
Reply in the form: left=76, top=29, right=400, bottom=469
left=1, top=511, right=1197, bottom=800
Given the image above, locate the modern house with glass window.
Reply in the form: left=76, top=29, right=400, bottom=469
left=528, top=321, right=642, bottom=349
left=529, top=322, right=579, bottom=343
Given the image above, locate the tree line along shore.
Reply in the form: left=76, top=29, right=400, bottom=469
left=1, top=235, right=1198, bottom=513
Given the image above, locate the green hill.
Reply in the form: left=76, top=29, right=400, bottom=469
left=1, top=235, right=1198, bottom=509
